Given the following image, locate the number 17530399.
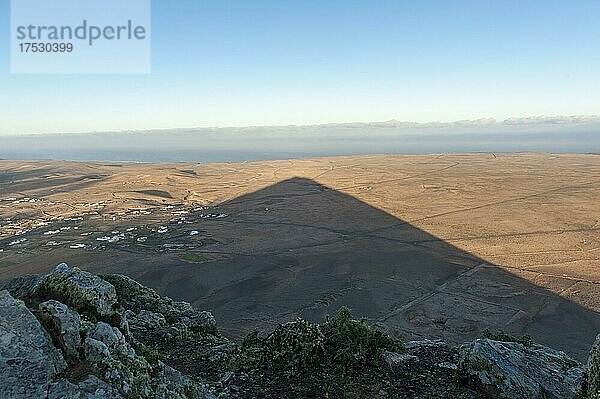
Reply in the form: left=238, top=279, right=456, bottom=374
left=19, top=42, right=73, bottom=52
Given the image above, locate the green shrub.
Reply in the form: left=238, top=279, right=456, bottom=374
left=261, top=307, right=403, bottom=371
left=322, top=306, right=403, bottom=367
left=262, top=318, right=326, bottom=370
left=483, top=328, right=533, bottom=347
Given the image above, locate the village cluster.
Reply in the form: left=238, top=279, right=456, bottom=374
left=0, top=196, right=228, bottom=255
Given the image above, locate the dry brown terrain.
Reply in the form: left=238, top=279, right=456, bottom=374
left=1, top=153, right=599, bottom=360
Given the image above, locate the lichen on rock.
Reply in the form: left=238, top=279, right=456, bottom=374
left=48, top=375, right=122, bottom=399
left=588, top=334, right=600, bottom=399
left=458, top=338, right=585, bottom=399
left=0, top=274, right=42, bottom=302
left=102, top=273, right=217, bottom=335
left=129, top=309, right=167, bottom=330
left=1, top=264, right=218, bottom=399
left=101, top=274, right=165, bottom=315
left=37, top=263, right=118, bottom=318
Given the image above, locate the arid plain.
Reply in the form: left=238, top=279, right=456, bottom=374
left=1, top=153, right=599, bottom=360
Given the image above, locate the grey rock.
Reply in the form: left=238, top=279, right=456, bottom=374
left=84, top=323, right=154, bottom=397
left=172, top=301, right=217, bottom=333
left=37, top=263, right=118, bottom=318
left=102, top=274, right=217, bottom=334
left=129, top=310, right=167, bottom=330
left=165, top=322, right=193, bottom=341
left=154, top=360, right=216, bottom=399
left=0, top=274, right=42, bottom=301
left=120, top=321, right=131, bottom=339
left=383, top=351, right=420, bottom=375
left=87, top=322, right=136, bottom=360
left=436, top=362, right=458, bottom=370
left=39, top=300, right=83, bottom=361
left=48, top=378, right=78, bottom=399
left=458, top=338, right=585, bottom=399
left=49, top=376, right=123, bottom=399
left=588, top=333, right=600, bottom=399
left=101, top=274, right=165, bottom=314
left=84, top=337, right=113, bottom=363
left=1, top=270, right=220, bottom=399
left=88, top=322, right=125, bottom=349
left=0, top=290, right=66, bottom=399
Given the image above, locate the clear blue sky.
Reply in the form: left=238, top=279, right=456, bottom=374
left=1, top=0, right=599, bottom=134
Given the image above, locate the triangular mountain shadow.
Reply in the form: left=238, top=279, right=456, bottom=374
left=135, top=177, right=600, bottom=361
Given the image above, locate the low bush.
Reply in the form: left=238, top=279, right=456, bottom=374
left=261, top=307, right=403, bottom=371
left=322, top=306, right=403, bottom=367
left=262, top=318, right=326, bottom=370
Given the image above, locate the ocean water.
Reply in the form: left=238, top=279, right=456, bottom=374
left=1, top=124, right=599, bottom=163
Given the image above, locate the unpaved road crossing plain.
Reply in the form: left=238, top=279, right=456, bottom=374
left=1, top=153, right=599, bottom=360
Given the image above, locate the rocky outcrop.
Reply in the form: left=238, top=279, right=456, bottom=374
left=1, top=263, right=597, bottom=399
left=48, top=375, right=121, bottom=399
left=588, top=334, right=600, bottom=399
left=154, top=361, right=216, bottom=399
left=38, top=300, right=83, bottom=362
left=37, top=263, right=118, bottom=318
left=102, top=274, right=216, bottom=334
left=0, top=290, right=66, bottom=398
left=128, top=309, right=166, bottom=330
left=100, top=274, right=163, bottom=314
left=0, top=274, right=42, bottom=300
left=458, top=338, right=585, bottom=399
left=0, top=264, right=217, bottom=399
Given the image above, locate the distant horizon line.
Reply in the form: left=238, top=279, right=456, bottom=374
left=3, top=114, right=600, bottom=137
